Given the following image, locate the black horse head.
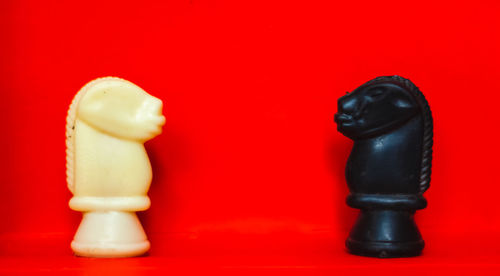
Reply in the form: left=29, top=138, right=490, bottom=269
left=335, top=77, right=421, bottom=139
left=335, top=76, right=433, bottom=194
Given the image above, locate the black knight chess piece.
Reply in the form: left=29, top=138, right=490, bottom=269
left=334, top=76, right=433, bottom=258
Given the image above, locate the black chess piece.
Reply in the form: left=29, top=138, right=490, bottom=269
left=334, top=76, right=433, bottom=258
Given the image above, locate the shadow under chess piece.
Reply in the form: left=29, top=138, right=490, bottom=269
left=66, top=77, right=165, bottom=257
left=334, top=76, right=433, bottom=258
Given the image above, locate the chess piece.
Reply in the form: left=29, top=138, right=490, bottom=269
left=334, top=76, right=433, bottom=257
left=66, top=77, right=165, bottom=257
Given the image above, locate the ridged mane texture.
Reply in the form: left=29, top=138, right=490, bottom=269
left=361, top=75, right=433, bottom=194
left=65, top=77, right=126, bottom=193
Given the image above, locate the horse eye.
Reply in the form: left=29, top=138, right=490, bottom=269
left=369, top=91, right=384, bottom=99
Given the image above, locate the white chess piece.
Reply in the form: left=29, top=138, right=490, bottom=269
left=66, top=77, right=165, bottom=257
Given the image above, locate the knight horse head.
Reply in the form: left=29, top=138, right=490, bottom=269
left=335, top=75, right=433, bottom=195
left=77, top=78, right=165, bottom=142
left=66, top=77, right=165, bottom=210
left=335, top=77, right=418, bottom=139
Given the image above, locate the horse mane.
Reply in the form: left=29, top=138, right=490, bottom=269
left=361, top=75, right=433, bottom=194
left=65, top=77, right=124, bottom=193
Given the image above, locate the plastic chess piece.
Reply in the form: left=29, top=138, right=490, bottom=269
left=65, top=77, right=165, bottom=257
left=334, top=76, right=433, bottom=258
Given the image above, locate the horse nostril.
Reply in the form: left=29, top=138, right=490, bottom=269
left=339, top=96, right=358, bottom=114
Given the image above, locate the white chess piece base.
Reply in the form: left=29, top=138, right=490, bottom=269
left=71, top=211, right=150, bottom=258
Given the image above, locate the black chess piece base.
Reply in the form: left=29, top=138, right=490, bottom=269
left=345, top=194, right=426, bottom=258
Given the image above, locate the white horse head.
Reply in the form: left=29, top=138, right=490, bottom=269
left=66, top=77, right=165, bottom=196
left=77, top=78, right=165, bottom=141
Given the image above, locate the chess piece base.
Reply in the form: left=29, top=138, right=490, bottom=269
left=71, top=211, right=150, bottom=258
left=346, top=209, right=424, bottom=258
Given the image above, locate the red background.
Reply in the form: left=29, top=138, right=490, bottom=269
left=1, top=0, right=500, bottom=274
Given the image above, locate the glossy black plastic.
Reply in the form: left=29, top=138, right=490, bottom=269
left=334, top=76, right=433, bottom=258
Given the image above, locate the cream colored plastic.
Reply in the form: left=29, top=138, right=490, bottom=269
left=66, top=77, right=165, bottom=258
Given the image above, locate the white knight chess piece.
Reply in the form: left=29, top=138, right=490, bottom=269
left=66, top=77, right=165, bottom=257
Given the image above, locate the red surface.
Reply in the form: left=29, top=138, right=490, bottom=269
left=1, top=0, right=500, bottom=274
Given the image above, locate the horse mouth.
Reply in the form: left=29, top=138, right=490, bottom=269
left=334, top=113, right=353, bottom=124
left=154, top=114, right=166, bottom=126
